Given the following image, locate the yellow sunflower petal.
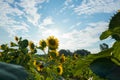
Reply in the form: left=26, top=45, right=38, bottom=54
left=29, top=41, right=35, bottom=51
left=47, top=36, right=59, bottom=50
left=57, top=64, right=63, bottom=75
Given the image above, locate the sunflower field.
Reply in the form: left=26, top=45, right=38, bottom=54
left=0, top=11, right=120, bottom=80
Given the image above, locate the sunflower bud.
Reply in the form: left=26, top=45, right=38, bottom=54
left=14, top=36, right=18, bottom=42
left=39, top=40, right=47, bottom=50
left=29, top=41, right=35, bottom=51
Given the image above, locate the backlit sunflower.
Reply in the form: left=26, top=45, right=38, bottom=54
left=73, top=53, right=78, bottom=60
left=10, top=42, right=14, bottom=47
left=60, top=54, right=66, bottom=63
left=47, top=36, right=59, bottom=50
left=49, top=50, right=59, bottom=57
left=33, top=60, right=37, bottom=66
left=0, top=45, right=1, bottom=49
left=57, top=64, right=63, bottom=75
left=49, top=55, right=53, bottom=60
left=36, top=64, right=44, bottom=71
left=29, top=41, right=35, bottom=51
left=39, top=40, right=47, bottom=50
left=14, top=36, right=18, bottom=42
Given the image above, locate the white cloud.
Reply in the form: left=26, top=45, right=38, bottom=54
left=41, top=17, right=54, bottom=26
left=19, top=0, right=41, bottom=26
left=35, top=16, right=55, bottom=40
left=5, top=0, right=14, bottom=4
left=59, top=0, right=74, bottom=14
left=0, top=0, right=47, bottom=37
left=69, top=4, right=75, bottom=8
left=74, top=0, right=120, bottom=15
left=64, top=0, right=72, bottom=6
left=69, top=22, right=81, bottom=30
left=59, top=21, right=108, bottom=53
left=5, top=21, right=30, bottom=37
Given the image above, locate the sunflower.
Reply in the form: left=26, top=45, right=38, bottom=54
left=14, top=36, right=18, bottom=42
left=60, top=54, right=65, bottom=63
left=47, top=36, right=59, bottom=50
left=0, top=52, right=2, bottom=57
left=57, top=64, right=63, bottom=75
left=73, top=53, right=78, bottom=60
left=10, top=42, right=17, bottom=47
left=39, top=40, right=47, bottom=50
left=33, top=60, right=37, bottom=66
left=0, top=45, right=1, bottom=49
left=36, top=64, right=44, bottom=71
left=29, top=41, right=35, bottom=51
left=49, top=55, right=53, bottom=60
left=49, top=50, right=59, bottom=57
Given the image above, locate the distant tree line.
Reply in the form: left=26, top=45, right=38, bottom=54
left=59, top=49, right=91, bottom=56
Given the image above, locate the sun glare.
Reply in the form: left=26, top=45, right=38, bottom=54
left=45, top=29, right=61, bottom=39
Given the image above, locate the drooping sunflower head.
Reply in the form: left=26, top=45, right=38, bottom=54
left=39, top=39, right=47, bottom=50
left=48, top=55, right=53, bottom=60
left=0, top=52, right=2, bottom=57
left=57, top=64, right=63, bottom=75
left=29, top=41, right=35, bottom=51
left=33, top=60, right=37, bottom=66
left=36, top=64, right=44, bottom=72
left=60, top=54, right=66, bottom=63
left=49, top=50, right=59, bottom=57
left=10, top=42, right=14, bottom=47
left=14, top=36, right=18, bottom=42
left=73, top=53, right=78, bottom=60
left=47, top=36, right=59, bottom=50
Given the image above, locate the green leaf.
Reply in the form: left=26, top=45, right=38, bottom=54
left=112, top=27, right=120, bottom=33
left=0, top=44, right=8, bottom=50
left=100, top=30, right=112, bottom=40
left=46, top=77, right=51, bottom=80
left=112, top=41, right=120, bottom=61
left=10, top=42, right=17, bottom=47
left=19, top=39, right=28, bottom=49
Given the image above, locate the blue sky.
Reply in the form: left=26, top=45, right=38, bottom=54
left=0, top=0, right=120, bottom=53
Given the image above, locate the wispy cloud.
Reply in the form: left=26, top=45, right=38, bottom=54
left=60, top=21, right=108, bottom=52
left=18, top=0, right=41, bottom=26
left=59, top=0, right=74, bottom=14
left=37, top=16, right=55, bottom=39
left=41, top=17, right=54, bottom=27
left=74, top=0, right=120, bottom=15
left=0, top=0, right=47, bottom=37
left=64, top=0, right=72, bottom=6
left=69, top=22, right=81, bottom=30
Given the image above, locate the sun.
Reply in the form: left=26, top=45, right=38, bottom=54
left=44, top=28, right=61, bottom=39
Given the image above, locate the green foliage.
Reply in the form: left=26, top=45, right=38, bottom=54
left=109, top=11, right=120, bottom=40
left=112, top=41, right=120, bottom=61
left=18, top=39, right=28, bottom=49
left=90, top=11, right=120, bottom=80
left=100, top=30, right=112, bottom=40
left=0, top=11, right=120, bottom=80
